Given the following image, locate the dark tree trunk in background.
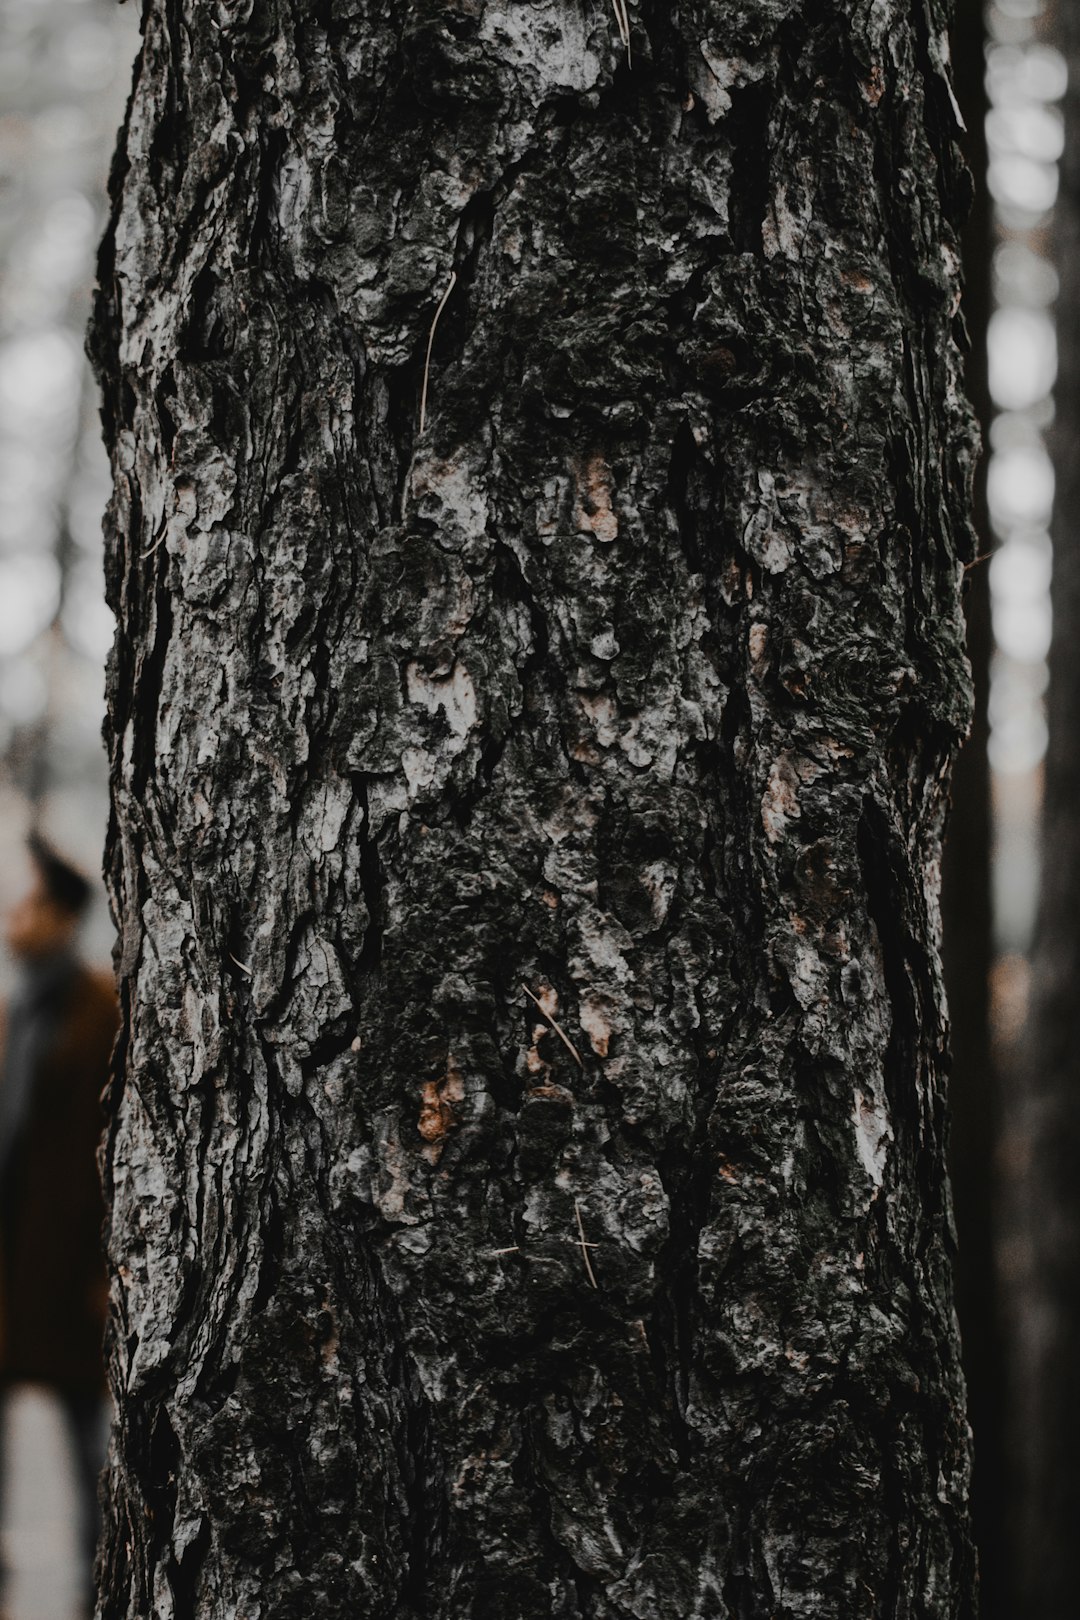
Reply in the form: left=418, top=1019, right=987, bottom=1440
left=91, top=2, right=977, bottom=1615
left=942, top=4, right=1012, bottom=1614
left=1021, top=6, right=1080, bottom=1616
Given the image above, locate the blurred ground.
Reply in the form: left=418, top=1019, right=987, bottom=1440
left=1, top=1386, right=96, bottom=1620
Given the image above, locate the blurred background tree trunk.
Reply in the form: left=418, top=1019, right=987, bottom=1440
left=1020, top=4, right=1080, bottom=1615
left=91, top=2, right=978, bottom=1614
left=943, top=4, right=1014, bottom=1614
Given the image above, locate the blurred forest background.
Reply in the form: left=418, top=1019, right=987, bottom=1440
left=0, top=0, right=137, bottom=986
left=0, top=0, right=1075, bottom=1615
left=0, top=3, right=135, bottom=1615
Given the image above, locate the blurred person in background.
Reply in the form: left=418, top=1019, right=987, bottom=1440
left=0, top=836, right=116, bottom=1617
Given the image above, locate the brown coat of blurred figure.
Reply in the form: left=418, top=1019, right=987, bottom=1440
left=0, top=836, right=117, bottom=1615
left=0, top=966, right=115, bottom=1390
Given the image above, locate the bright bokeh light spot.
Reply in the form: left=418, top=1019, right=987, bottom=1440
left=60, top=19, right=115, bottom=92
left=0, top=657, right=47, bottom=728
left=988, top=652, right=1050, bottom=775
left=993, top=596, right=1052, bottom=663
left=990, top=535, right=1053, bottom=603
left=995, top=0, right=1042, bottom=18
left=61, top=577, right=113, bottom=663
left=23, top=192, right=97, bottom=291
left=983, top=9, right=1063, bottom=932
left=988, top=152, right=1059, bottom=215
left=988, top=707, right=1049, bottom=775
left=986, top=43, right=1068, bottom=107
left=987, top=444, right=1055, bottom=529
left=993, top=241, right=1059, bottom=307
left=38, top=105, right=90, bottom=154
left=0, top=439, right=56, bottom=528
left=0, top=328, right=81, bottom=427
left=0, top=552, right=59, bottom=656
left=988, top=307, right=1056, bottom=410
left=986, top=103, right=1065, bottom=164
left=68, top=473, right=110, bottom=553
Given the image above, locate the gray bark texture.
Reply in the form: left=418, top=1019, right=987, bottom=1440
left=90, top=1, right=977, bottom=1616
left=1020, top=5, right=1080, bottom=1615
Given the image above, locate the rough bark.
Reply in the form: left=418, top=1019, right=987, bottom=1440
left=1020, top=5, right=1080, bottom=1614
left=91, top=2, right=977, bottom=1616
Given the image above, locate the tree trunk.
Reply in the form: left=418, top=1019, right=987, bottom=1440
left=1019, top=5, right=1080, bottom=1614
left=91, top=2, right=977, bottom=1615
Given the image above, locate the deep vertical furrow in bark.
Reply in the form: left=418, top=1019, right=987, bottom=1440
left=92, top=2, right=976, bottom=1615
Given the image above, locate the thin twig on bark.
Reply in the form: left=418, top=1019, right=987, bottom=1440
left=522, top=982, right=584, bottom=1069
left=419, top=269, right=457, bottom=437
left=574, top=1199, right=599, bottom=1289
left=611, top=0, right=631, bottom=64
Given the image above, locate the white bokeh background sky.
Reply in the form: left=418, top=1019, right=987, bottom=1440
left=0, top=0, right=138, bottom=970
